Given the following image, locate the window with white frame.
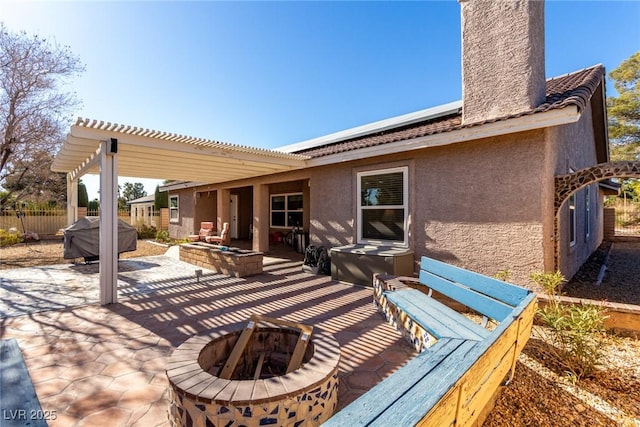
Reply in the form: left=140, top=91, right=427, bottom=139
left=569, top=193, right=576, bottom=247
left=357, top=166, right=408, bottom=246
left=270, top=193, right=303, bottom=228
left=169, top=195, right=179, bottom=222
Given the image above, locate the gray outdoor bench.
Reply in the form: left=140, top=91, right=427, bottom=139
left=324, top=256, right=537, bottom=426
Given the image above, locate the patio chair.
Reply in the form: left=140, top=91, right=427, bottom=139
left=188, top=222, right=215, bottom=242
left=206, top=222, right=230, bottom=245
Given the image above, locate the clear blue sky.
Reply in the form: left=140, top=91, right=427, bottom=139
left=3, top=1, right=639, bottom=199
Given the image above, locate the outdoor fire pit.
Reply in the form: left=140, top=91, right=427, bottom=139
left=179, top=242, right=263, bottom=277
left=167, top=316, right=340, bottom=426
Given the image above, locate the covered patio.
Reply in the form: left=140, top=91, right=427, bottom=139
left=0, top=253, right=415, bottom=426
left=51, top=117, right=310, bottom=305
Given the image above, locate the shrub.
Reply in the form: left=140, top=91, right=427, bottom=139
left=531, top=271, right=609, bottom=380
left=155, top=230, right=171, bottom=243
left=0, top=228, right=23, bottom=247
left=494, top=269, right=512, bottom=282
left=136, top=223, right=157, bottom=239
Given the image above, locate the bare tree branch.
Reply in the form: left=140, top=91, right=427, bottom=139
left=0, top=23, right=84, bottom=205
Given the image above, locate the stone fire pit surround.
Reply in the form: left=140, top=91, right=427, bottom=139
left=179, top=242, right=263, bottom=277
left=167, top=322, right=340, bottom=427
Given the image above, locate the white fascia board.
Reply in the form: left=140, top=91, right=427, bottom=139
left=277, top=101, right=463, bottom=153
left=159, top=181, right=209, bottom=192
left=306, top=106, right=581, bottom=167
left=69, top=125, right=308, bottom=168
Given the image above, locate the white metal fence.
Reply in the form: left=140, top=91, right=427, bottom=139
left=1, top=209, right=68, bottom=235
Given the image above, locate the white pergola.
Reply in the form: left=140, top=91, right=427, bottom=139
left=52, top=117, right=309, bottom=305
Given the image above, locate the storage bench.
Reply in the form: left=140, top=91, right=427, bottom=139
left=324, top=256, right=537, bottom=426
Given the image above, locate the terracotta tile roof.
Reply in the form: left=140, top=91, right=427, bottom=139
left=295, top=65, right=605, bottom=158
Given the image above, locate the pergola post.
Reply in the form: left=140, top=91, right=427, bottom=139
left=66, top=173, right=78, bottom=226
left=99, top=138, right=119, bottom=305
left=253, top=184, right=269, bottom=253
left=217, top=188, right=231, bottom=233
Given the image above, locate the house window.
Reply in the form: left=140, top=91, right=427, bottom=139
left=585, top=186, right=591, bottom=239
left=169, top=195, right=179, bottom=222
left=357, top=166, right=408, bottom=246
left=569, top=193, right=576, bottom=247
left=270, top=193, right=303, bottom=228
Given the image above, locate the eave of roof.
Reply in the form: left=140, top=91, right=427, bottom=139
left=53, top=65, right=606, bottom=186
left=127, top=194, right=156, bottom=205
left=292, top=65, right=605, bottom=160
left=277, top=101, right=462, bottom=153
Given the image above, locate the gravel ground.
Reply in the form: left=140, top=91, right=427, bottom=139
left=487, top=239, right=640, bottom=426
left=2, top=239, right=639, bottom=426
left=563, top=241, right=640, bottom=306
left=0, top=239, right=168, bottom=269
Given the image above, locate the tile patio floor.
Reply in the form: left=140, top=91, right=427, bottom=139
left=1, top=253, right=416, bottom=426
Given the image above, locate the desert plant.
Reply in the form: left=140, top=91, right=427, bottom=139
left=0, top=228, right=22, bottom=247
left=494, top=269, right=512, bottom=282
left=531, top=271, right=609, bottom=380
left=155, top=230, right=171, bottom=244
left=136, top=223, right=157, bottom=239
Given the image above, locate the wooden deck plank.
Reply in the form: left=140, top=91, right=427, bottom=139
left=367, top=339, right=479, bottom=427
left=251, top=315, right=314, bottom=374
left=219, top=317, right=258, bottom=379
left=420, top=256, right=530, bottom=306
left=327, top=260, right=537, bottom=427
left=419, top=270, right=513, bottom=322
left=322, top=338, right=466, bottom=426
left=385, top=289, right=490, bottom=341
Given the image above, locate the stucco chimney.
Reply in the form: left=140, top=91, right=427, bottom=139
left=460, top=0, right=546, bottom=125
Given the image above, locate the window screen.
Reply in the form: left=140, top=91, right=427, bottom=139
left=358, top=167, right=408, bottom=245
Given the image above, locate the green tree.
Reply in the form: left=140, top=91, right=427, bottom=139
left=607, top=52, right=640, bottom=161
left=78, top=179, right=88, bottom=208
left=0, top=24, right=84, bottom=205
left=87, top=198, right=99, bottom=213
left=122, top=182, right=147, bottom=202
left=119, top=182, right=146, bottom=212
left=621, top=179, right=640, bottom=202
left=154, top=184, right=168, bottom=211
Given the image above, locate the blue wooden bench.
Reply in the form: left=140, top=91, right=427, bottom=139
left=325, top=256, right=537, bottom=426
left=0, top=338, right=48, bottom=427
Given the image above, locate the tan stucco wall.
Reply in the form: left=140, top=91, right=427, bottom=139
left=548, top=102, right=603, bottom=280
left=167, top=112, right=602, bottom=288
left=415, top=132, right=547, bottom=285
left=308, top=130, right=548, bottom=286
left=195, top=191, right=217, bottom=233
left=308, top=166, right=355, bottom=248
left=168, top=188, right=196, bottom=238
left=460, top=0, right=546, bottom=124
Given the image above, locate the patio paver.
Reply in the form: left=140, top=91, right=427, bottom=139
left=0, top=255, right=415, bottom=426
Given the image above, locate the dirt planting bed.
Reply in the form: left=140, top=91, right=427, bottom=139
left=0, top=239, right=168, bottom=270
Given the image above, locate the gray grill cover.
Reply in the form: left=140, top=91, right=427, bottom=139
left=63, top=217, right=137, bottom=259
